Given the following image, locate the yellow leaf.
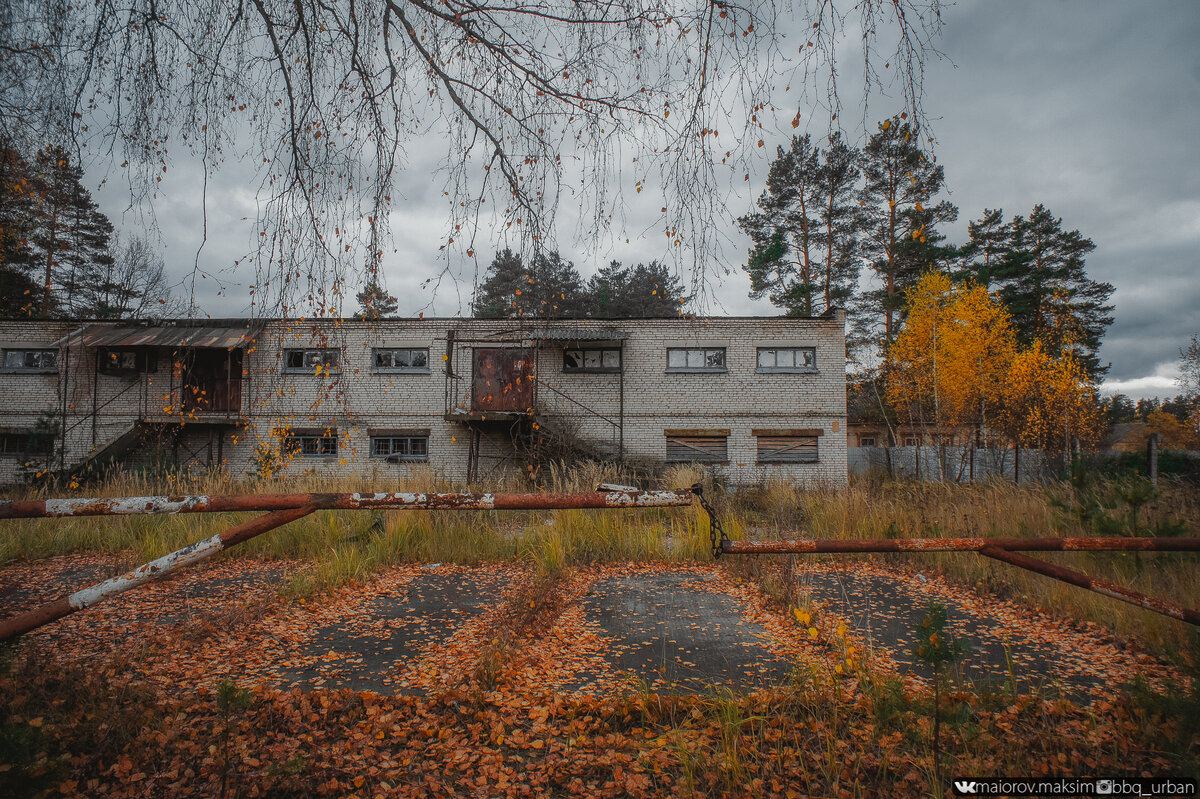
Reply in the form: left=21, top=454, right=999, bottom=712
left=807, top=627, right=819, bottom=639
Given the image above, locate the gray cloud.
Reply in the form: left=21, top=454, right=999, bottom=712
left=83, top=0, right=1197, bottom=398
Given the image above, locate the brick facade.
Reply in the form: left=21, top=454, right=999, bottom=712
left=0, top=314, right=847, bottom=486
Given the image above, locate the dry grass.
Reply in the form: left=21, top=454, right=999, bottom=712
left=732, top=476, right=1200, bottom=656
left=1, top=464, right=1196, bottom=653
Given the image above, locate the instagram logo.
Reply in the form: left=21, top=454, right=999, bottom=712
left=1095, top=779, right=1114, bottom=794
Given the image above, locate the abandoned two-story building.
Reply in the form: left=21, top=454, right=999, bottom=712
left=0, top=313, right=848, bottom=487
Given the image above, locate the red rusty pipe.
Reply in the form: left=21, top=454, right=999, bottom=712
left=0, top=505, right=316, bottom=642
left=721, top=536, right=1200, bottom=554
left=0, top=489, right=695, bottom=519
left=978, top=546, right=1200, bottom=626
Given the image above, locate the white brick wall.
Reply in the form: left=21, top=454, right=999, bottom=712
left=0, top=314, right=848, bottom=487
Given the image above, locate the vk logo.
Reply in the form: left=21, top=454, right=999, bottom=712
left=954, top=782, right=978, bottom=795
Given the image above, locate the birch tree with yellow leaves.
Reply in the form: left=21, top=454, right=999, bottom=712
left=887, top=271, right=1103, bottom=466
left=885, top=272, right=1017, bottom=448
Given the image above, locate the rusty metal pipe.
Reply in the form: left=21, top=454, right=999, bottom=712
left=721, top=536, right=1200, bottom=554
left=0, top=489, right=695, bottom=519
left=978, top=545, right=1200, bottom=626
left=0, top=505, right=316, bottom=642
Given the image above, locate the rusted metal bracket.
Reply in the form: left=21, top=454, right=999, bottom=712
left=722, top=536, right=1200, bottom=626
left=0, top=488, right=694, bottom=641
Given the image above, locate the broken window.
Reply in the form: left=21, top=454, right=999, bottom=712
left=756, top=347, right=816, bottom=372
left=98, top=348, right=155, bottom=374
left=373, top=347, right=430, bottom=372
left=2, top=349, right=58, bottom=373
left=756, top=431, right=819, bottom=463
left=284, top=349, right=340, bottom=373
left=563, top=347, right=621, bottom=373
left=665, top=429, right=729, bottom=463
left=665, top=347, right=726, bottom=372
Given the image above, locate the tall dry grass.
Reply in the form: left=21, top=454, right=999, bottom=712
left=732, top=476, right=1200, bottom=656
left=1, top=463, right=1195, bottom=653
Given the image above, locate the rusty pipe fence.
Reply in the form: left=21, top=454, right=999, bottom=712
left=0, top=485, right=1198, bottom=642
left=0, top=488, right=693, bottom=641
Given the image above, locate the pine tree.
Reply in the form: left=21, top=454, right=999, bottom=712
left=995, top=205, right=1113, bottom=378
left=355, top=278, right=399, bottom=318
left=860, top=119, right=955, bottom=343
left=588, top=260, right=688, bottom=318
left=26, top=146, right=114, bottom=317
left=473, top=248, right=526, bottom=318
left=738, top=133, right=859, bottom=317
left=587, top=260, right=628, bottom=318
left=738, top=134, right=823, bottom=315
left=958, top=208, right=1010, bottom=287
left=473, top=248, right=587, bottom=319
left=0, top=143, right=39, bottom=316
left=815, top=133, right=864, bottom=313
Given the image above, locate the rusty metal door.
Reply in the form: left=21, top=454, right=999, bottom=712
left=471, top=348, right=533, bottom=412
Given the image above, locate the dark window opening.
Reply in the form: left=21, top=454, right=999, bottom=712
left=98, top=348, right=156, bottom=374
left=0, top=431, right=54, bottom=456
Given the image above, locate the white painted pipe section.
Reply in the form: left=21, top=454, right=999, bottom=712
left=68, top=534, right=225, bottom=609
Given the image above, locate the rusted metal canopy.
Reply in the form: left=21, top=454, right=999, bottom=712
left=65, top=323, right=264, bottom=349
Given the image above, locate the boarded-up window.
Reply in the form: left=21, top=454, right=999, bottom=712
left=754, top=429, right=820, bottom=464
left=665, top=429, right=729, bottom=463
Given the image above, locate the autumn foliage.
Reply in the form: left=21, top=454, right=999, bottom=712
left=886, top=272, right=1103, bottom=451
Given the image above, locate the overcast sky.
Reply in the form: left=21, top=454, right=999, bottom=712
left=90, top=0, right=1199, bottom=399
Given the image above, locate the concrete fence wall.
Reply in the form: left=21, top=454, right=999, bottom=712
left=848, top=445, right=1052, bottom=484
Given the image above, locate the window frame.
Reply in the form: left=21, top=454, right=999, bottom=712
left=97, top=348, right=156, bottom=375
left=664, top=428, right=729, bottom=464
left=665, top=347, right=727, bottom=373
left=755, top=346, right=817, bottom=374
left=857, top=436, right=877, bottom=447
left=0, top=430, right=55, bottom=457
left=1, top=348, right=59, bottom=374
left=283, top=430, right=338, bottom=458
left=283, top=348, right=341, bottom=374
left=754, top=429, right=821, bottom=464
left=372, top=347, right=431, bottom=374
left=562, top=346, right=622, bottom=374
left=369, top=430, right=431, bottom=462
